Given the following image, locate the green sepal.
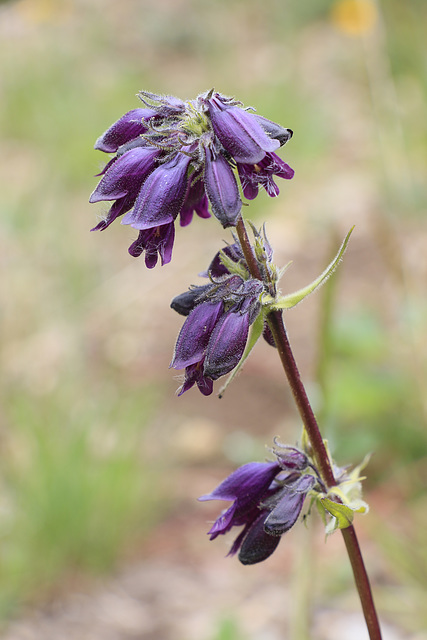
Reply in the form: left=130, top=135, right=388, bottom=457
left=218, top=249, right=249, bottom=280
left=218, top=312, right=264, bottom=398
left=269, top=227, right=354, bottom=311
left=319, top=497, right=354, bottom=534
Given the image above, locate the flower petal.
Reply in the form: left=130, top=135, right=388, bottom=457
left=171, top=301, right=224, bottom=370
left=122, top=153, right=192, bottom=230
left=263, top=488, right=306, bottom=536
left=252, top=115, right=293, bottom=146
left=89, top=147, right=160, bottom=203
left=199, top=461, right=280, bottom=504
left=203, top=149, right=241, bottom=228
left=208, top=98, right=280, bottom=163
left=203, top=309, right=250, bottom=380
left=170, top=285, right=213, bottom=316
left=94, top=108, right=156, bottom=153
left=177, top=360, right=214, bottom=396
left=128, top=223, right=175, bottom=268
left=238, top=512, right=282, bottom=565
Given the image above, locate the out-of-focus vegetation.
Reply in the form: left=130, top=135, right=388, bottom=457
left=1, top=0, right=427, bottom=632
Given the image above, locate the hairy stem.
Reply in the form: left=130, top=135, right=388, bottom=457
left=235, top=217, right=382, bottom=640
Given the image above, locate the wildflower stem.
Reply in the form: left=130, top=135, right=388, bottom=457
left=235, top=216, right=382, bottom=640
left=341, top=525, right=383, bottom=640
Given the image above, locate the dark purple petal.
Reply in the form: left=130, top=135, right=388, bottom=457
left=127, top=223, right=175, bottom=267
left=263, top=488, right=307, bottom=536
left=199, top=461, right=281, bottom=539
left=284, top=473, right=316, bottom=493
left=203, top=149, right=241, bottom=228
left=179, top=175, right=210, bottom=227
left=122, top=152, right=192, bottom=230
left=170, top=285, right=213, bottom=316
left=89, top=147, right=160, bottom=203
left=91, top=197, right=134, bottom=231
left=199, top=462, right=281, bottom=504
left=171, top=301, right=224, bottom=370
left=178, top=360, right=214, bottom=396
left=94, top=108, right=156, bottom=153
left=238, top=512, right=282, bottom=565
left=238, top=152, right=294, bottom=200
left=207, top=97, right=280, bottom=163
left=203, top=309, right=250, bottom=380
left=252, top=115, right=293, bottom=146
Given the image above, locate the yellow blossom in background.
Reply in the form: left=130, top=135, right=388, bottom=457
left=331, top=0, right=378, bottom=36
left=15, top=0, right=73, bottom=24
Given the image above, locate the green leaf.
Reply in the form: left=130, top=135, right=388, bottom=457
left=271, top=227, right=355, bottom=310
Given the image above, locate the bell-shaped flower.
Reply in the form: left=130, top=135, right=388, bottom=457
left=128, top=222, right=175, bottom=268
left=200, top=449, right=318, bottom=565
left=203, top=146, right=242, bottom=228
left=202, top=306, right=251, bottom=381
left=91, top=89, right=294, bottom=264
left=252, top=115, right=293, bottom=147
left=203, top=282, right=263, bottom=381
left=237, top=152, right=295, bottom=200
left=170, top=284, right=214, bottom=317
left=89, top=145, right=161, bottom=230
left=177, top=359, right=214, bottom=396
left=199, top=461, right=281, bottom=538
left=179, top=174, right=210, bottom=227
left=122, top=152, right=192, bottom=230
left=205, top=93, right=280, bottom=164
left=171, top=301, right=224, bottom=371
left=94, top=108, right=156, bottom=153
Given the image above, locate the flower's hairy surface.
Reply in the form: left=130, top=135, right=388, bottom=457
left=90, top=90, right=293, bottom=266
left=199, top=436, right=369, bottom=564
left=170, top=232, right=279, bottom=396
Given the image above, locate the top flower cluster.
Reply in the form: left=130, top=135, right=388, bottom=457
left=90, top=90, right=294, bottom=267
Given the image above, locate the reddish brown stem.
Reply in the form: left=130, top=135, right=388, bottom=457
left=235, top=217, right=382, bottom=640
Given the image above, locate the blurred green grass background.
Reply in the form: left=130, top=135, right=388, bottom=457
left=1, top=0, right=427, bottom=631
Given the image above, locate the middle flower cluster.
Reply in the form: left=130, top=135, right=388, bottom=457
left=170, top=240, right=276, bottom=396
left=90, top=90, right=294, bottom=268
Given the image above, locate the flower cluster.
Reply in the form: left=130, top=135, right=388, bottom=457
left=199, top=440, right=319, bottom=565
left=90, top=90, right=294, bottom=267
left=200, top=436, right=370, bottom=564
left=170, top=237, right=277, bottom=396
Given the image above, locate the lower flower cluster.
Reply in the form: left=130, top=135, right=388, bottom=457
left=199, top=442, right=318, bottom=565
left=199, top=437, right=370, bottom=564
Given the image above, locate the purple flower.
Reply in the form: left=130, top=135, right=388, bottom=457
left=122, top=152, right=192, bottom=229
left=237, top=152, right=295, bottom=200
left=204, top=93, right=280, bottom=163
left=177, top=359, right=213, bottom=397
left=94, top=108, right=156, bottom=153
left=170, top=276, right=263, bottom=395
left=199, top=451, right=317, bottom=565
left=89, top=145, right=161, bottom=230
left=199, top=462, right=281, bottom=538
left=179, top=175, right=210, bottom=227
left=171, top=301, right=225, bottom=372
left=128, top=223, right=175, bottom=268
left=90, top=90, right=294, bottom=264
left=203, top=145, right=242, bottom=228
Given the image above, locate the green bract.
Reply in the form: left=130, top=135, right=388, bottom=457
left=267, top=227, right=354, bottom=311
